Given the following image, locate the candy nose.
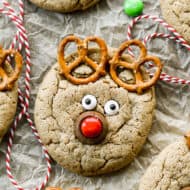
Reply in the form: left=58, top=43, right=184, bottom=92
left=80, top=116, right=103, bottom=138
left=75, top=111, right=108, bottom=145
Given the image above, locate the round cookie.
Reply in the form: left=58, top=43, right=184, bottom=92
left=139, top=139, right=190, bottom=190
left=0, top=84, right=18, bottom=143
left=160, top=0, right=190, bottom=43
left=29, top=0, right=101, bottom=13
left=0, top=48, right=22, bottom=143
left=34, top=48, right=156, bottom=176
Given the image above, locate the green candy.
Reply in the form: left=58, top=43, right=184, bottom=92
left=124, top=0, right=144, bottom=17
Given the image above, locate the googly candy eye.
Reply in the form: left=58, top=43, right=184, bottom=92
left=82, top=95, right=97, bottom=110
left=104, top=100, right=120, bottom=116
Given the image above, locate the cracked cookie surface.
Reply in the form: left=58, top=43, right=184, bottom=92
left=29, top=0, right=101, bottom=13
left=34, top=48, right=155, bottom=176
left=160, top=0, right=190, bottom=43
left=139, top=139, right=190, bottom=190
left=0, top=84, right=18, bottom=143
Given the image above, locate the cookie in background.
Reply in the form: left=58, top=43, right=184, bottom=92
left=28, top=0, right=101, bottom=13
left=160, top=0, right=190, bottom=43
left=139, top=131, right=190, bottom=190
left=0, top=46, right=23, bottom=143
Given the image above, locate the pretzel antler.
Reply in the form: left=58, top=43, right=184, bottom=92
left=58, top=35, right=108, bottom=85
left=185, top=132, right=190, bottom=149
left=182, top=187, right=190, bottom=190
left=0, top=46, right=23, bottom=91
left=109, top=39, right=163, bottom=94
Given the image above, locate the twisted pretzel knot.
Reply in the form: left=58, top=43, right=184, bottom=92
left=0, top=46, right=22, bottom=91
left=109, top=39, right=163, bottom=94
left=58, top=35, right=108, bottom=84
left=58, top=35, right=162, bottom=94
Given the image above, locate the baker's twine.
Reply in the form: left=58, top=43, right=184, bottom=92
left=0, top=1, right=51, bottom=190
left=127, top=14, right=190, bottom=85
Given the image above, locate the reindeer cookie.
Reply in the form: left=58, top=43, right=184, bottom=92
left=0, top=46, right=23, bottom=142
left=29, top=0, right=101, bottom=13
left=139, top=132, right=190, bottom=190
left=34, top=35, right=162, bottom=176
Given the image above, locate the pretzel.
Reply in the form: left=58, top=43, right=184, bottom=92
left=46, top=187, right=81, bottom=190
left=184, top=132, right=190, bottom=149
left=58, top=35, right=108, bottom=84
left=0, top=46, right=23, bottom=91
left=182, top=187, right=190, bottom=190
left=109, top=39, right=163, bottom=94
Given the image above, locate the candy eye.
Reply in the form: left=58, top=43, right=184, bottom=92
left=104, top=100, right=120, bottom=116
left=82, top=95, right=97, bottom=110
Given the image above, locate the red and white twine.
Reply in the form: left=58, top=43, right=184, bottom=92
left=127, top=14, right=190, bottom=85
left=0, top=1, right=51, bottom=190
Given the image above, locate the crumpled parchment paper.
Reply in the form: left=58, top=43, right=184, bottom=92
left=1, top=0, right=190, bottom=189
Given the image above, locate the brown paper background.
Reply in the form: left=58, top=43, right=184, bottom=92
left=0, top=0, right=190, bottom=189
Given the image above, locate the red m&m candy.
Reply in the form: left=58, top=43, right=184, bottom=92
left=80, top=116, right=103, bottom=138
